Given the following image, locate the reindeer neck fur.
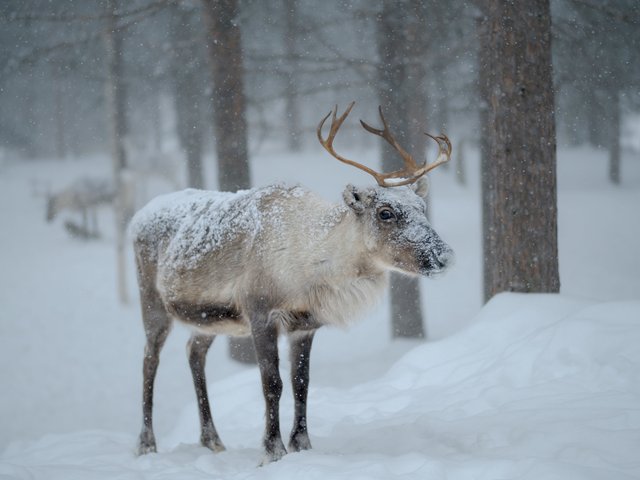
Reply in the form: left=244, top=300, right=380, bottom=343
left=282, top=202, right=389, bottom=328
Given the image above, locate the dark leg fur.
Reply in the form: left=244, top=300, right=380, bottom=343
left=187, top=334, right=225, bottom=452
left=288, top=332, right=315, bottom=452
left=250, top=311, right=287, bottom=465
left=137, top=280, right=172, bottom=455
left=138, top=320, right=171, bottom=454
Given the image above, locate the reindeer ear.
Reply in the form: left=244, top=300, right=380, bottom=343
left=342, top=184, right=368, bottom=214
left=412, top=177, right=429, bottom=198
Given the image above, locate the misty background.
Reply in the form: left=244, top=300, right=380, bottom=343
left=2, top=1, right=637, bottom=167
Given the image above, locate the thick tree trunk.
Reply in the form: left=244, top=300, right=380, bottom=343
left=104, top=0, right=130, bottom=305
left=479, top=0, right=560, bottom=302
left=376, top=0, right=427, bottom=339
left=172, top=5, right=205, bottom=189
left=201, top=0, right=251, bottom=192
left=201, top=0, right=255, bottom=363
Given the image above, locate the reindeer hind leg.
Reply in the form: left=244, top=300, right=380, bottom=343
left=187, top=333, right=225, bottom=452
left=137, top=285, right=172, bottom=455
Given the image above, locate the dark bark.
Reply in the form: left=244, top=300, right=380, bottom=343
left=201, top=0, right=255, bottom=363
left=201, top=0, right=251, bottom=192
left=376, top=0, right=428, bottom=339
left=479, top=0, right=560, bottom=302
left=476, top=14, right=493, bottom=305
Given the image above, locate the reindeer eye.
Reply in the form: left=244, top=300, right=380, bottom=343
left=377, top=207, right=396, bottom=221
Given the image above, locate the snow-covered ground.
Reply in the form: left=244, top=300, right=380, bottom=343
left=1, top=145, right=639, bottom=479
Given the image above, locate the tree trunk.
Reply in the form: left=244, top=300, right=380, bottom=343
left=376, top=0, right=427, bottom=339
left=586, top=91, right=606, bottom=148
left=201, top=0, right=255, bottom=363
left=172, top=5, right=205, bottom=189
left=53, top=64, right=68, bottom=160
left=201, top=0, right=251, bottom=192
left=455, top=138, right=466, bottom=186
left=104, top=0, right=130, bottom=305
left=608, top=89, right=621, bottom=185
left=479, top=0, right=560, bottom=302
left=476, top=14, right=493, bottom=304
left=284, top=0, right=302, bottom=152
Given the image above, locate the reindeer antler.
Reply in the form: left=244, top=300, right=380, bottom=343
left=317, top=102, right=451, bottom=187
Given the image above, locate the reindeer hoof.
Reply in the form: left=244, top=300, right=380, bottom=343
left=288, top=431, right=312, bottom=452
left=259, top=438, right=287, bottom=466
left=137, top=431, right=157, bottom=456
left=202, top=436, right=226, bottom=453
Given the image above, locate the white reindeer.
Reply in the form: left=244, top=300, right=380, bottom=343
left=46, top=177, right=116, bottom=239
left=130, top=102, right=453, bottom=464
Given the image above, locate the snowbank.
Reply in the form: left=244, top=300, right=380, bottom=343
left=2, top=294, right=639, bottom=479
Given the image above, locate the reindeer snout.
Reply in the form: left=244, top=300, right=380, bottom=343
left=419, top=242, right=454, bottom=276
left=433, top=246, right=454, bottom=271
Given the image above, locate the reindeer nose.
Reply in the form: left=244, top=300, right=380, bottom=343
left=421, top=244, right=453, bottom=275
left=434, top=246, right=454, bottom=270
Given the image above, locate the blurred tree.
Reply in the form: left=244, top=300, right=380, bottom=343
left=201, top=0, right=256, bottom=363
left=283, top=0, right=302, bottom=151
left=553, top=0, right=640, bottom=184
left=478, top=0, right=560, bottom=301
left=375, top=0, right=429, bottom=339
left=104, top=0, right=132, bottom=304
left=171, top=3, right=206, bottom=188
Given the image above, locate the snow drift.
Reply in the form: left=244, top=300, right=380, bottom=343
left=2, top=293, right=639, bottom=479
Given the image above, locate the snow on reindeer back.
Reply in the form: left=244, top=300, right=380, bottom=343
left=129, top=184, right=309, bottom=270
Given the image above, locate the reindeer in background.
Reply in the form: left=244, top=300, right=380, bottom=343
left=45, top=177, right=116, bottom=239
left=130, top=102, right=453, bottom=464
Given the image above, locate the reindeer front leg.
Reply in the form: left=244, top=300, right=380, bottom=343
left=288, top=331, right=314, bottom=452
left=250, top=310, right=287, bottom=465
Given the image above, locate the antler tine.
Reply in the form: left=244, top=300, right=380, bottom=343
left=318, top=102, right=351, bottom=141
left=317, top=102, right=452, bottom=188
left=360, top=106, right=419, bottom=170
left=423, top=133, right=452, bottom=173
left=317, top=102, right=385, bottom=183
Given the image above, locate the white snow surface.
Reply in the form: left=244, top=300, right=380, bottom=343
left=2, top=295, right=639, bottom=479
left=1, top=145, right=639, bottom=479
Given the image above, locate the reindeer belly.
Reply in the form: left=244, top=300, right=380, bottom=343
left=166, top=301, right=251, bottom=336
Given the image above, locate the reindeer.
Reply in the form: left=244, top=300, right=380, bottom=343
left=130, top=102, right=453, bottom=465
left=46, top=177, right=116, bottom=239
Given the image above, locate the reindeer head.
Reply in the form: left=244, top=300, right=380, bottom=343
left=318, top=102, right=454, bottom=277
